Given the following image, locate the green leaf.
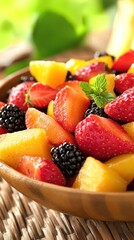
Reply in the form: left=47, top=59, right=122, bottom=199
left=101, top=92, right=115, bottom=102
left=94, top=74, right=106, bottom=93
left=32, top=11, right=87, bottom=58
left=92, top=95, right=105, bottom=108
left=80, top=74, right=115, bottom=108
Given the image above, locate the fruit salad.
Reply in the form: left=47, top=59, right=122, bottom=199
left=0, top=50, right=134, bottom=192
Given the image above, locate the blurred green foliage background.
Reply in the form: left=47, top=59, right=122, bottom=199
left=0, top=0, right=116, bottom=73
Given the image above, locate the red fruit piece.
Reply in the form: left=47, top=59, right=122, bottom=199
left=8, top=81, right=34, bottom=111
left=54, top=86, right=90, bottom=132
left=75, top=114, right=134, bottom=161
left=115, top=73, right=134, bottom=93
left=73, top=62, right=107, bottom=82
left=26, top=108, right=75, bottom=146
left=57, top=80, right=88, bottom=98
left=112, top=50, right=134, bottom=73
left=104, top=87, right=134, bottom=122
left=27, top=82, right=58, bottom=108
left=0, top=126, right=8, bottom=134
left=17, top=156, right=66, bottom=186
left=0, top=101, right=5, bottom=109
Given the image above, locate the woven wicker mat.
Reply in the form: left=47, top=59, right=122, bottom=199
left=0, top=179, right=134, bottom=240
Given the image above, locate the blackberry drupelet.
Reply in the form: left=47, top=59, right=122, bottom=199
left=20, top=75, right=36, bottom=83
left=66, top=71, right=76, bottom=81
left=0, top=104, right=26, bottom=132
left=51, top=142, right=85, bottom=178
left=84, top=100, right=108, bottom=118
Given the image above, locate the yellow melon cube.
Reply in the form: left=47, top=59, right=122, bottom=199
left=29, top=61, right=67, bottom=88
left=72, top=157, right=127, bottom=192
left=106, top=153, right=134, bottom=183
left=128, top=63, right=134, bottom=73
left=66, top=58, right=91, bottom=74
left=0, top=128, right=52, bottom=168
left=122, top=122, right=134, bottom=141
left=47, top=100, right=55, bottom=119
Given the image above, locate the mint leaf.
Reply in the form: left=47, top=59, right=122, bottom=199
left=80, top=74, right=115, bottom=108
left=94, top=74, right=106, bottom=94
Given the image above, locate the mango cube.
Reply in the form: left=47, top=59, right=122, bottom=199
left=72, top=157, right=127, bottom=192
left=29, top=61, right=67, bottom=88
left=0, top=128, right=52, bottom=168
left=106, top=153, right=134, bottom=183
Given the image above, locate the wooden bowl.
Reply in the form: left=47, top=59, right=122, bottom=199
left=0, top=68, right=134, bottom=222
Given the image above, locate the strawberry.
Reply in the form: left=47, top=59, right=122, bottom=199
left=26, top=108, right=75, bottom=146
left=17, top=156, right=66, bottom=186
left=112, top=50, right=134, bottom=73
left=0, top=101, right=5, bottom=109
left=57, top=80, right=88, bottom=99
left=104, top=87, right=134, bottom=122
left=8, top=81, right=34, bottom=111
left=115, top=73, right=134, bottom=93
left=73, top=62, right=107, bottom=82
left=53, top=86, right=90, bottom=132
left=75, top=114, right=134, bottom=161
left=27, top=82, right=58, bottom=108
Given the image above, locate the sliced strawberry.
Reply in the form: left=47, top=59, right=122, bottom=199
left=17, top=156, right=66, bottom=186
left=27, top=82, right=58, bottom=108
left=115, top=73, right=134, bottom=93
left=112, top=50, right=134, bottom=73
left=73, top=62, right=107, bottom=82
left=75, top=114, right=134, bottom=161
left=54, top=86, right=90, bottom=132
left=26, top=108, right=75, bottom=146
left=104, top=87, right=134, bottom=122
left=8, top=81, right=34, bottom=111
left=57, top=80, right=88, bottom=99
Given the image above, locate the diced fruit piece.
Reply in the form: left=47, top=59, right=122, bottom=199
left=66, top=59, right=91, bottom=74
left=73, top=62, right=107, bottom=82
left=54, top=86, right=90, bottom=132
left=128, top=63, right=134, bottom=73
left=57, top=80, right=88, bottom=99
left=112, top=50, right=134, bottom=73
left=91, top=55, right=114, bottom=69
left=104, top=87, right=134, bottom=122
left=75, top=114, right=134, bottom=161
left=17, top=156, right=66, bottom=186
left=26, top=82, right=58, bottom=108
left=115, top=73, right=134, bottom=93
left=29, top=61, right=67, bottom=88
left=26, top=108, right=75, bottom=146
left=72, top=157, right=127, bottom=192
left=47, top=100, right=55, bottom=118
left=0, top=128, right=52, bottom=168
left=8, top=81, right=34, bottom=111
left=0, top=101, right=5, bottom=109
left=90, top=74, right=116, bottom=97
left=0, top=126, right=8, bottom=134
left=122, top=122, right=134, bottom=141
left=106, top=154, right=134, bottom=184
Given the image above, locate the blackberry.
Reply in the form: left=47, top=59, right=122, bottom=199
left=66, top=71, right=76, bottom=81
left=20, top=75, right=36, bottom=83
left=84, top=100, right=108, bottom=118
left=0, top=104, right=26, bottom=132
left=51, top=142, right=85, bottom=178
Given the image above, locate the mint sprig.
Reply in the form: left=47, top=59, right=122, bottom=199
left=80, top=74, right=115, bottom=108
